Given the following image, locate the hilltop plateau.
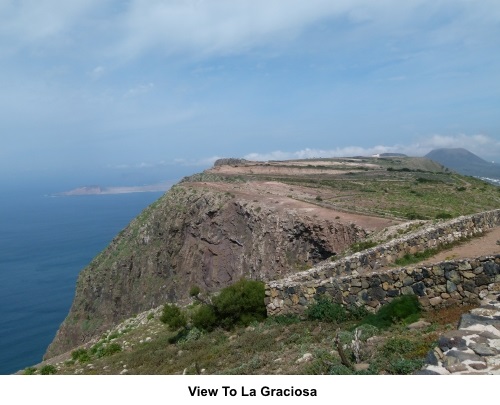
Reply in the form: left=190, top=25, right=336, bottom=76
left=43, top=156, right=500, bottom=369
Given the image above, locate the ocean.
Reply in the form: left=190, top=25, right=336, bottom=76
left=0, top=188, right=166, bottom=374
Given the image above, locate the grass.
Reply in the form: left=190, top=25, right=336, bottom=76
left=393, top=233, right=484, bottom=267
left=264, top=169, right=499, bottom=220
left=37, top=296, right=475, bottom=375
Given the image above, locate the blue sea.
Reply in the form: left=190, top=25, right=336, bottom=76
left=0, top=186, right=167, bottom=374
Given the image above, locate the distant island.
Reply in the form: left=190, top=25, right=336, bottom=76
left=54, top=182, right=172, bottom=196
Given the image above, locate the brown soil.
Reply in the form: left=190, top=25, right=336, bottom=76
left=191, top=180, right=399, bottom=232
left=422, top=227, right=500, bottom=264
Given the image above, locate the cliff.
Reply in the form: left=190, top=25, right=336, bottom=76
left=45, top=179, right=377, bottom=358
left=45, top=157, right=500, bottom=359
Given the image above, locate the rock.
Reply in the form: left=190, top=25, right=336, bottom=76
left=446, top=363, right=468, bottom=373
left=446, top=350, right=483, bottom=363
left=438, top=331, right=468, bottom=350
left=429, top=296, right=443, bottom=306
left=469, top=362, right=487, bottom=370
left=469, top=343, right=498, bottom=356
left=407, top=320, right=431, bottom=330
left=425, top=350, right=440, bottom=366
left=354, top=363, right=370, bottom=372
left=459, top=314, right=500, bottom=330
left=296, top=353, right=313, bottom=364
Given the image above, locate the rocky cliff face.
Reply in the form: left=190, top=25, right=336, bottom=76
left=45, top=182, right=368, bottom=358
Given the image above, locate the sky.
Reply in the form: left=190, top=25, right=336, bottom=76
left=1, top=0, right=500, bottom=185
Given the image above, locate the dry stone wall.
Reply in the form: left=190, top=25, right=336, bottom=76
left=266, top=209, right=500, bottom=315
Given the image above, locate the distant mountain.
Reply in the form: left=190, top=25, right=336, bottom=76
left=425, top=148, right=500, bottom=179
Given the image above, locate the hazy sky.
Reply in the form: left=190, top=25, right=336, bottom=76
left=1, top=0, right=499, bottom=183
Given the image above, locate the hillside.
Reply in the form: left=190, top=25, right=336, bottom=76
left=45, top=156, right=500, bottom=360
left=425, top=148, right=500, bottom=178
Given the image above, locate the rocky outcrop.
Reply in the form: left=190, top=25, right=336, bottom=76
left=45, top=183, right=367, bottom=359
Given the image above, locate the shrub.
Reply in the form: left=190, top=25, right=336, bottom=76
left=71, top=348, right=90, bottom=363
left=306, top=297, right=348, bottom=323
left=160, top=304, right=187, bottom=330
left=192, top=304, right=218, bottom=331
left=435, top=212, right=453, bottom=219
left=189, top=285, right=201, bottom=297
left=405, top=211, right=427, bottom=220
left=212, top=279, right=267, bottom=329
left=40, top=365, right=57, bottom=375
left=91, top=341, right=122, bottom=358
left=101, top=343, right=122, bottom=357
left=23, top=367, right=37, bottom=375
left=350, top=240, right=376, bottom=253
left=362, top=295, right=421, bottom=329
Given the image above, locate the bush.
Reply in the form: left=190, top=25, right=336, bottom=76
left=189, top=285, right=201, bottom=297
left=212, top=279, right=267, bottom=329
left=362, top=295, right=421, bottom=329
left=435, top=212, right=453, bottom=219
left=90, top=341, right=122, bottom=358
left=306, top=297, right=348, bottom=323
left=101, top=343, right=122, bottom=357
left=192, top=304, right=218, bottom=331
left=160, top=304, right=187, bottom=330
left=23, top=367, right=37, bottom=375
left=40, top=365, right=57, bottom=375
left=71, top=348, right=90, bottom=363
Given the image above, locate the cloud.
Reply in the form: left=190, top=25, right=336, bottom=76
left=124, top=83, right=154, bottom=97
left=89, top=66, right=105, bottom=80
left=243, top=134, right=500, bottom=161
left=115, top=0, right=500, bottom=58
left=0, top=0, right=101, bottom=44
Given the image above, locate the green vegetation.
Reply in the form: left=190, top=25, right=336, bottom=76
left=40, top=365, right=57, bottom=375
left=435, top=212, right=453, bottom=219
left=163, top=279, right=267, bottom=342
left=211, top=279, right=267, bottom=329
left=395, top=250, right=439, bottom=266
left=89, top=341, right=122, bottom=358
left=71, top=348, right=91, bottom=363
left=42, top=298, right=471, bottom=375
left=23, top=367, right=37, bottom=375
left=350, top=240, right=377, bottom=253
left=362, top=295, right=421, bottom=329
left=191, top=304, right=218, bottom=331
left=306, top=297, right=368, bottom=323
left=160, top=304, right=187, bottom=330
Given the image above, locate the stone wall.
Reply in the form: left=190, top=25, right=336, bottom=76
left=266, top=209, right=500, bottom=315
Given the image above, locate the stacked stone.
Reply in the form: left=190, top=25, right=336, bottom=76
left=266, top=209, right=500, bottom=316
left=266, top=255, right=500, bottom=315
left=417, top=289, right=500, bottom=375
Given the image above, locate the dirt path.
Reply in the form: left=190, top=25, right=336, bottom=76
left=422, top=227, right=500, bottom=264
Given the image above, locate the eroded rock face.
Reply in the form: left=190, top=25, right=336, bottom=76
left=45, top=184, right=367, bottom=359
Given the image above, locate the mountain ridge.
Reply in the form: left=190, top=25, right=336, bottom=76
left=425, top=147, right=500, bottom=178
